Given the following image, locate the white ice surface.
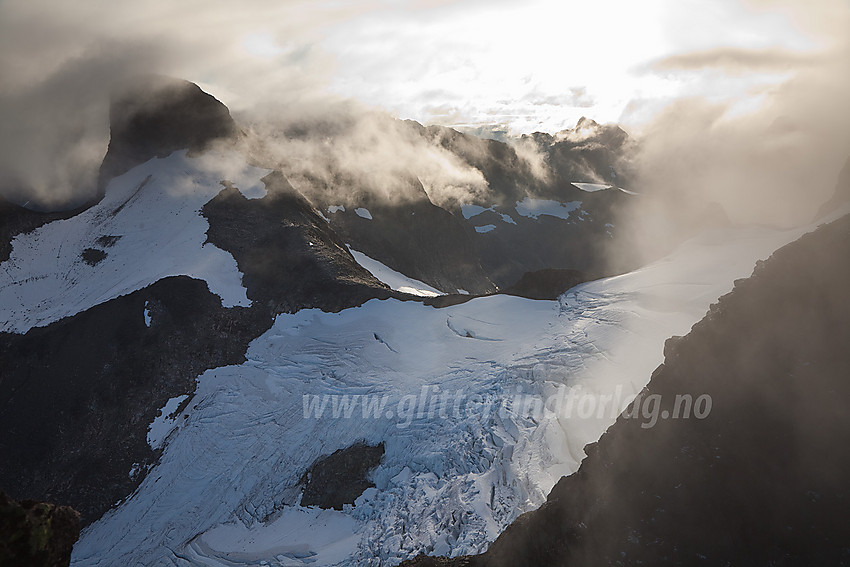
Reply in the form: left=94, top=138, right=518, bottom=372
left=190, top=507, right=360, bottom=566
left=147, top=395, right=189, bottom=450
left=328, top=205, right=346, bottom=214
left=73, top=222, right=812, bottom=567
left=460, top=205, right=514, bottom=225
left=0, top=150, right=270, bottom=333
left=355, top=208, right=373, bottom=220
left=348, top=247, right=443, bottom=297
left=515, top=197, right=582, bottom=220
left=571, top=182, right=612, bottom=192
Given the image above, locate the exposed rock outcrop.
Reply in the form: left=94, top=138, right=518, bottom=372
left=300, top=442, right=385, bottom=510
left=202, top=172, right=393, bottom=314
left=98, top=75, right=237, bottom=195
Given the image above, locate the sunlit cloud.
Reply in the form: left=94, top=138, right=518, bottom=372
left=0, top=0, right=846, bottom=207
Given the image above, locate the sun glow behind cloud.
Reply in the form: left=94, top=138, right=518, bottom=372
left=310, top=0, right=828, bottom=134
left=0, top=0, right=846, bottom=207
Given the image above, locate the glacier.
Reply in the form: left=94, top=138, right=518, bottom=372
left=72, top=220, right=812, bottom=566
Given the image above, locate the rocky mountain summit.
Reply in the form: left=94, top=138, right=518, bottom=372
left=97, top=75, right=238, bottom=195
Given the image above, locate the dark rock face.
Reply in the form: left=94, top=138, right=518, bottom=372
left=0, top=277, right=269, bottom=525
left=308, top=120, right=634, bottom=293
left=97, top=75, right=237, bottom=195
left=203, top=173, right=393, bottom=313
left=541, top=118, right=630, bottom=190
left=0, top=491, right=80, bottom=567
left=402, top=214, right=850, bottom=566
left=300, top=442, right=385, bottom=510
left=502, top=268, right=593, bottom=300
left=325, top=186, right=496, bottom=295
left=422, top=121, right=634, bottom=286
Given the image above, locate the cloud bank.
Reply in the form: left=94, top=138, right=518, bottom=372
left=0, top=0, right=847, bottom=227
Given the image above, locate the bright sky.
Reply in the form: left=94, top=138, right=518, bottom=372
left=229, top=0, right=835, bottom=134
left=0, top=0, right=846, bottom=208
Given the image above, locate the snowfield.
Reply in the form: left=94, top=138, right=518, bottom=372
left=348, top=247, right=443, bottom=297
left=72, top=217, right=812, bottom=566
left=0, top=150, right=270, bottom=333
left=571, top=182, right=612, bottom=192
left=514, top=197, right=582, bottom=220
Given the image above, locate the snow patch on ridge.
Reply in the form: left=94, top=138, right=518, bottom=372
left=348, top=247, right=443, bottom=297
left=461, top=204, right=494, bottom=219
left=571, top=182, right=612, bottom=192
left=0, top=150, right=268, bottom=333
left=515, top=197, right=582, bottom=220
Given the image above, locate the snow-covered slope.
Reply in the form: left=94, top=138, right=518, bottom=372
left=73, top=221, right=811, bottom=566
left=0, top=150, right=270, bottom=333
left=348, top=247, right=443, bottom=297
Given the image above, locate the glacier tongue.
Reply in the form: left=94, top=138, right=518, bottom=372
left=0, top=149, right=269, bottom=334
left=73, top=223, right=810, bottom=566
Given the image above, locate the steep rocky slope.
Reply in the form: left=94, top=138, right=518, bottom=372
left=258, top=116, right=636, bottom=293
left=402, top=213, right=850, bottom=566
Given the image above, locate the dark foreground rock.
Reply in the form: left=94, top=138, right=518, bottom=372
left=0, top=276, right=268, bottom=525
left=0, top=492, right=79, bottom=567
left=401, top=215, right=850, bottom=566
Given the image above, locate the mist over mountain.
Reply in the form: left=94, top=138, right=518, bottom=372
left=1, top=1, right=849, bottom=566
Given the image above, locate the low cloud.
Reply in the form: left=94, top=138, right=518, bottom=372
left=647, top=47, right=820, bottom=74
left=241, top=105, right=491, bottom=209
left=611, top=40, right=850, bottom=266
